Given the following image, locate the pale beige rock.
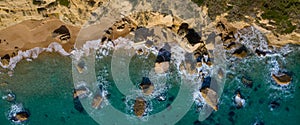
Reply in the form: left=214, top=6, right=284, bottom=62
left=154, top=62, right=169, bottom=74
left=200, top=88, right=218, bottom=111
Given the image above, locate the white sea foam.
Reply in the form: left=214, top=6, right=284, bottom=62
left=0, top=42, right=70, bottom=70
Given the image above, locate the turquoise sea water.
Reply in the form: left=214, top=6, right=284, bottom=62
left=0, top=45, right=300, bottom=125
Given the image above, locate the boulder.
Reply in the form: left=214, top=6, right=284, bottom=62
left=272, top=73, right=292, bottom=86
left=13, top=111, right=30, bottom=122
left=154, top=62, right=169, bottom=74
left=92, top=94, right=103, bottom=109
left=200, top=88, right=218, bottom=111
left=232, top=45, right=248, bottom=58
left=134, top=97, right=146, bottom=118
left=234, top=91, right=245, bottom=109
left=156, top=48, right=171, bottom=63
left=2, top=91, right=16, bottom=102
left=139, top=77, right=154, bottom=95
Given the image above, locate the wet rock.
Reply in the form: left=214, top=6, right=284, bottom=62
left=201, top=76, right=211, bottom=89
left=234, top=91, right=245, bottom=109
left=91, top=94, right=103, bottom=109
left=91, top=85, right=104, bottom=109
left=272, top=73, right=292, bottom=86
left=269, top=100, right=280, bottom=110
left=2, top=91, right=16, bottom=102
left=156, top=48, right=171, bottom=63
left=73, top=85, right=90, bottom=99
left=139, top=77, right=154, bottom=95
left=241, top=77, right=253, bottom=88
left=8, top=104, right=30, bottom=123
left=232, top=45, right=248, bottom=58
left=200, top=88, right=218, bottom=111
left=133, top=97, right=146, bottom=118
left=193, top=120, right=201, bottom=125
left=1, top=54, right=10, bottom=66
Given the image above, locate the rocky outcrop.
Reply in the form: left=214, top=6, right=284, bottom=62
left=200, top=88, right=218, bottom=111
left=154, top=48, right=171, bottom=74
left=272, top=73, right=292, bottom=86
left=139, top=77, right=154, bottom=96
left=8, top=104, right=30, bottom=123
left=133, top=97, right=146, bottom=118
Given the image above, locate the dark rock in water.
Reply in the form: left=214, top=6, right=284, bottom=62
left=201, top=76, right=211, bottom=89
left=269, top=100, right=280, bottom=110
left=228, top=111, right=235, bottom=117
left=255, top=49, right=267, bottom=56
left=139, top=77, right=154, bottom=95
left=193, top=120, right=201, bottom=125
left=73, top=97, right=85, bottom=113
left=168, top=96, right=175, bottom=101
left=285, top=107, right=290, bottom=112
left=241, top=77, right=253, bottom=88
left=254, top=87, right=258, bottom=91
left=156, top=48, right=171, bottom=63
left=232, top=45, right=248, bottom=58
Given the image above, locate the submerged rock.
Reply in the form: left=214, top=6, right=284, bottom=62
left=241, top=77, right=253, bottom=88
left=232, top=45, right=248, bottom=58
left=269, top=100, right=280, bottom=111
left=2, top=91, right=16, bottom=102
left=139, top=77, right=154, bottom=95
left=73, top=85, right=90, bottom=99
left=200, top=88, right=218, bottom=111
left=92, top=85, right=104, bottom=109
left=272, top=73, right=292, bottom=86
left=133, top=97, right=146, bottom=118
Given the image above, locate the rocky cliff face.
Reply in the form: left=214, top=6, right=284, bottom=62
left=0, top=0, right=107, bottom=29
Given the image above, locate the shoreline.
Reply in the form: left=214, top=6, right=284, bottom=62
left=1, top=15, right=300, bottom=70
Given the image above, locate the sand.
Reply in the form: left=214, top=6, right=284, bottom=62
left=0, top=18, right=80, bottom=57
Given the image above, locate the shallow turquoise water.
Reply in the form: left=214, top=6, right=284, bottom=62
left=1, top=47, right=300, bottom=125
